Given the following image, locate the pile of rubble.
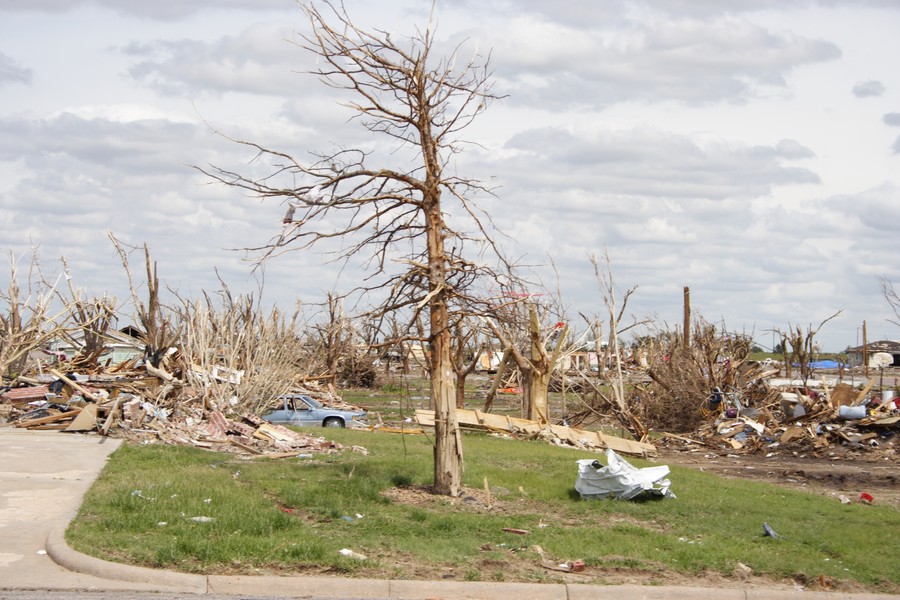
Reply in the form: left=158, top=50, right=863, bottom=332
left=659, top=375, right=899, bottom=458
left=0, top=364, right=360, bottom=459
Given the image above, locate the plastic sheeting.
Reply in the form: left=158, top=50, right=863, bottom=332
left=575, top=449, right=676, bottom=500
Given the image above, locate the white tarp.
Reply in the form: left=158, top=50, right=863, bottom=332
left=575, top=449, right=676, bottom=500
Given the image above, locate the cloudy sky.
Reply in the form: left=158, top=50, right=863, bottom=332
left=1, top=0, right=899, bottom=351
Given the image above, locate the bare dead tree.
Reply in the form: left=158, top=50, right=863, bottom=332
left=176, top=286, right=308, bottom=415
left=109, top=234, right=182, bottom=370
left=879, top=277, right=900, bottom=327
left=484, top=299, right=570, bottom=424
left=481, top=346, right=512, bottom=412
left=774, top=310, right=842, bottom=382
left=0, top=250, right=70, bottom=379
left=55, top=257, right=118, bottom=369
left=197, top=2, right=507, bottom=496
left=568, top=253, right=649, bottom=439
left=314, top=293, right=350, bottom=392
left=450, top=318, right=485, bottom=408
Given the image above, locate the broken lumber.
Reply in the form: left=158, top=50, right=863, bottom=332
left=49, top=369, right=101, bottom=402
left=16, top=409, right=81, bottom=428
left=65, top=403, right=99, bottom=432
left=414, top=408, right=655, bottom=456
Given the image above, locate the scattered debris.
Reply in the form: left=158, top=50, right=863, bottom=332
left=575, top=449, right=675, bottom=500
left=533, top=545, right=585, bottom=573
left=338, top=548, right=367, bottom=560
left=656, top=373, right=899, bottom=460
left=762, top=522, right=780, bottom=539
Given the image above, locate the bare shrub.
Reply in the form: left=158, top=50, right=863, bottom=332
left=0, top=251, right=70, bottom=379
left=635, top=322, right=753, bottom=433
left=176, top=288, right=309, bottom=415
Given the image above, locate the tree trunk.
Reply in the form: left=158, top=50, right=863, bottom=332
left=529, top=370, right=551, bottom=424
left=482, top=347, right=511, bottom=412
left=431, top=312, right=461, bottom=496
left=425, top=194, right=461, bottom=496
left=455, top=373, right=466, bottom=408
left=526, top=305, right=549, bottom=423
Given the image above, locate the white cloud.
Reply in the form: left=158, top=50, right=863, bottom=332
left=0, top=52, right=32, bottom=86
left=472, top=12, right=840, bottom=109
left=852, top=79, right=886, bottom=97
left=0, top=0, right=899, bottom=351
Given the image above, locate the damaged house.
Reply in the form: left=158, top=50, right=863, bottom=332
left=846, top=341, right=900, bottom=368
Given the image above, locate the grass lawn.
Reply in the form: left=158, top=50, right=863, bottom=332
left=67, top=426, right=899, bottom=592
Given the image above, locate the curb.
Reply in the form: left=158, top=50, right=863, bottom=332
left=45, top=526, right=899, bottom=600
left=46, top=526, right=208, bottom=594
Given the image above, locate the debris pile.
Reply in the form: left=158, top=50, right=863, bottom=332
left=1, top=363, right=359, bottom=458
left=658, top=375, right=899, bottom=457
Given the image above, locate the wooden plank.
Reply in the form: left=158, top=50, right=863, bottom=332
left=228, top=438, right=262, bottom=455
left=100, top=395, right=123, bottom=436
left=594, top=430, right=656, bottom=455
left=253, top=423, right=301, bottom=443
left=48, top=368, right=101, bottom=402
left=249, top=451, right=310, bottom=460
left=16, top=409, right=80, bottom=428
left=780, top=426, right=805, bottom=444
left=830, top=384, right=857, bottom=407
left=65, top=403, right=99, bottom=432
left=414, top=409, right=655, bottom=456
left=661, top=432, right=710, bottom=446
left=852, top=378, right=876, bottom=406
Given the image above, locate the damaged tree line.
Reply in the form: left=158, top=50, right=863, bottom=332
left=2, top=241, right=897, bottom=468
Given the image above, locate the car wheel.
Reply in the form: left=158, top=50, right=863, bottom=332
left=323, top=417, right=344, bottom=428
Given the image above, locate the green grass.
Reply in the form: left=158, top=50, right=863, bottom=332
left=67, top=429, right=899, bottom=590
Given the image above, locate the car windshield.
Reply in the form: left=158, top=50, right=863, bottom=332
left=301, top=396, right=323, bottom=409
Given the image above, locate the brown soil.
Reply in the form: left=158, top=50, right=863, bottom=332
left=656, top=446, right=900, bottom=509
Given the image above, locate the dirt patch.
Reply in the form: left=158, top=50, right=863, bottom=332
left=656, top=446, right=900, bottom=508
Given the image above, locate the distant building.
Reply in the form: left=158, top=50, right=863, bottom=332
left=50, top=328, right=144, bottom=365
left=845, top=340, right=900, bottom=367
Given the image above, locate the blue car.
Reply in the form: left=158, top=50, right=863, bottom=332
left=262, top=394, right=367, bottom=428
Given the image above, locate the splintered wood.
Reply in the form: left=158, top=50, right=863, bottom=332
left=414, top=408, right=655, bottom=457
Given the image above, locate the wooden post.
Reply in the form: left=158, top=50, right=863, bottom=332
left=683, top=286, right=691, bottom=348
left=862, top=320, right=868, bottom=378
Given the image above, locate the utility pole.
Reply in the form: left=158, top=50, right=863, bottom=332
left=862, top=320, right=868, bottom=378
left=683, top=286, right=691, bottom=348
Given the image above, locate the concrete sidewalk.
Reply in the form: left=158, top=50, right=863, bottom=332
left=0, top=427, right=895, bottom=599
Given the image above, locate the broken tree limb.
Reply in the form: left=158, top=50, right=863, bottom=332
left=145, top=362, right=175, bottom=382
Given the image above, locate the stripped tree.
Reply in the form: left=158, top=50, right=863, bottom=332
left=484, top=299, right=570, bottom=424
left=198, top=1, right=505, bottom=496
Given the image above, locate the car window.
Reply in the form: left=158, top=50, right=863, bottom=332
left=302, top=396, right=323, bottom=409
